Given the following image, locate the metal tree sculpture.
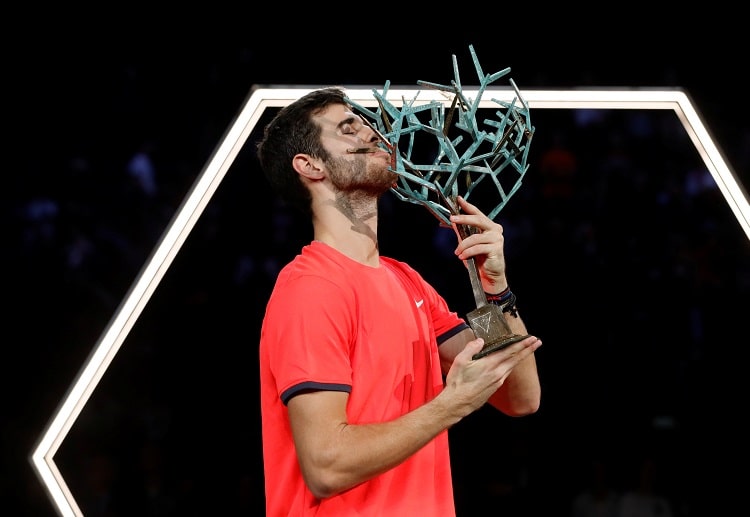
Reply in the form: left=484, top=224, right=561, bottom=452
left=347, top=44, right=534, bottom=227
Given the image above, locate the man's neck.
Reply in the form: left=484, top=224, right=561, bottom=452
left=312, top=199, right=380, bottom=266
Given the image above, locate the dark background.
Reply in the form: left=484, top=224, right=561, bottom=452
left=5, top=13, right=749, bottom=516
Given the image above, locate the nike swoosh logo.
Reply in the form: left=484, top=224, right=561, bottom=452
left=415, top=299, right=424, bottom=308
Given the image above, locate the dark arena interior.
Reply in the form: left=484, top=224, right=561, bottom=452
left=6, top=14, right=749, bottom=516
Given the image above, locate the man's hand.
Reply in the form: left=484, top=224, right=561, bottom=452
left=439, top=334, right=542, bottom=418
left=449, top=196, right=508, bottom=293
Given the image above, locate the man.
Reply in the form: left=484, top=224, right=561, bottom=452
left=256, top=87, right=542, bottom=516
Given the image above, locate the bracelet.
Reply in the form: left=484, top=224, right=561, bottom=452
left=485, top=289, right=518, bottom=317
left=485, top=287, right=512, bottom=304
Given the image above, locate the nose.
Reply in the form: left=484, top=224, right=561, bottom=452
left=360, top=117, right=393, bottom=150
left=363, top=128, right=380, bottom=145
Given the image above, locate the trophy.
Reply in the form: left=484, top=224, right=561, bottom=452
left=347, top=45, right=534, bottom=359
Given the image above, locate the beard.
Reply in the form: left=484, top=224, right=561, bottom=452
left=326, top=153, right=397, bottom=197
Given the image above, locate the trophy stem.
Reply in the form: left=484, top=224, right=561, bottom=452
left=465, top=256, right=490, bottom=309
left=454, top=222, right=490, bottom=309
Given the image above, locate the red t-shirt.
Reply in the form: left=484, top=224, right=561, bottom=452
left=260, top=241, right=467, bottom=516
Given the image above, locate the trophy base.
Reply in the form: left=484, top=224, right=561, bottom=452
left=466, top=303, right=527, bottom=359
left=471, top=333, right=528, bottom=360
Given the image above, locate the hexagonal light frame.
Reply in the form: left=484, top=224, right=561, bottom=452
left=30, top=86, right=749, bottom=516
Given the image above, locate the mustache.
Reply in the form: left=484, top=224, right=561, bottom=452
left=346, top=147, right=381, bottom=154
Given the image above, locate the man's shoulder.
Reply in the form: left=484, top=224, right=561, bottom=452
left=381, top=256, right=421, bottom=279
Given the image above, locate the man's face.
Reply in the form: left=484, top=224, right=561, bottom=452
left=313, top=103, right=396, bottom=195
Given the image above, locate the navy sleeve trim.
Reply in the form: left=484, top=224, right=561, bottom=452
left=281, top=381, right=352, bottom=405
left=437, top=322, right=469, bottom=345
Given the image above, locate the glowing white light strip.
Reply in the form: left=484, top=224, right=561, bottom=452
left=31, top=86, right=749, bottom=516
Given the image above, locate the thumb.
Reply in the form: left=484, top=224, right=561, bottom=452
left=461, top=338, right=485, bottom=360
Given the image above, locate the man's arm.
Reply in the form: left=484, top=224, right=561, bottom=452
left=486, top=307, right=541, bottom=415
left=442, top=196, right=542, bottom=415
left=288, top=334, right=540, bottom=499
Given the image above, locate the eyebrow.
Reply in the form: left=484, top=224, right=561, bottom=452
left=336, top=115, right=360, bottom=131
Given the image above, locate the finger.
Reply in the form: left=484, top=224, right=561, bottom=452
left=512, top=337, right=542, bottom=362
left=451, top=207, right=494, bottom=232
left=507, top=335, right=542, bottom=352
left=456, top=196, right=480, bottom=215
left=479, top=336, right=541, bottom=363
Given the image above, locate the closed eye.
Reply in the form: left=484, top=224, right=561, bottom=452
left=338, top=116, right=364, bottom=136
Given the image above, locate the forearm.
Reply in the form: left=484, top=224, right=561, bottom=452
left=291, top=391, right=464, bottom=499
left=486, top=309, right=541, bottom=415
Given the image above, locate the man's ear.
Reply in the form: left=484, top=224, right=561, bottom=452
left=293, top=154, right=324, bottom=180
